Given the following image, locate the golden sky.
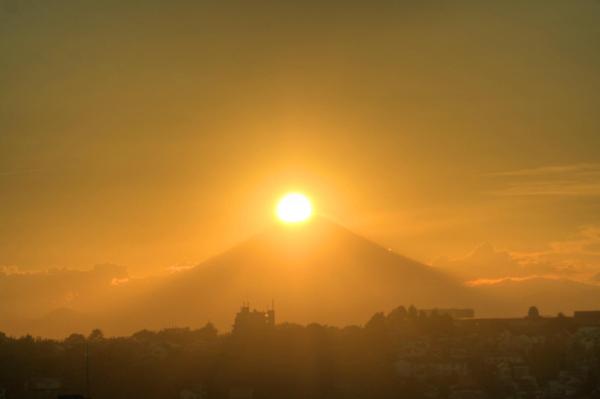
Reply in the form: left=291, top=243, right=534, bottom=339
left=1, top=1, right=600, bottom=278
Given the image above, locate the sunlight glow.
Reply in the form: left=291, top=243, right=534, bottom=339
left=276, top=193, right=313, bottom=223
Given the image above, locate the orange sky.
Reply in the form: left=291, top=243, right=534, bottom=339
left=1, top=1, right=600, bottom=280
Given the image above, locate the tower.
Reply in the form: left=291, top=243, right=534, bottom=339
left=232, top=302, right=275, bottom=334
left=266, top=299, right=275, bottom=326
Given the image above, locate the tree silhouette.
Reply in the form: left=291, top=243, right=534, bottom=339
left=527, top=306, right=540, bottom=319
left=87, top=329, right=104, bottom=341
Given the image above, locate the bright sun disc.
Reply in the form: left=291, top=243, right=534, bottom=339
left=276, top=193, right=313, bottom=223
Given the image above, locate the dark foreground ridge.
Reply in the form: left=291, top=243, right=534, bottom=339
left=1, top=305, right=600, bottom=399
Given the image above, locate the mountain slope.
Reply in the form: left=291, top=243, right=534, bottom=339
left=118, top=217, right=476, bottom=333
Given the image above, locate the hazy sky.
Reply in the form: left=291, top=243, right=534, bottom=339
left=2, top=0, right=600, bottom=276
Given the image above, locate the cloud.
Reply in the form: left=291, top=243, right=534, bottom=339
left=110, top=277, right=130, bottom=286
left=0, top=264, right=130, bottom=318
left=433, top=243, right=554, bottom=280
left=489, top=164, right=600, bottom=178
left=512, top=226, right=600, bottom=278
left=435, top=226, right=600, bottom=284
left=0, top=167, right=47, bottom=177
left=165, top=262, right=197, bottom=274
left=487, top=163, right=600, bottom=197
left=464, top=275, right=551, bottom=287
left=0, top=265, right=29, bottom=275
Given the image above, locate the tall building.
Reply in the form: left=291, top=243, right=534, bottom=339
left=232, top=302, right=275, bottom=334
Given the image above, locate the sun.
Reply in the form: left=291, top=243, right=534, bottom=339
left=276, top=193, right=313, bottom=223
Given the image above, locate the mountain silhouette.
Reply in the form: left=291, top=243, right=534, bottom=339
left=116, top=217, right=476, bottom=333
left=11, top=218, right=600, bottom=338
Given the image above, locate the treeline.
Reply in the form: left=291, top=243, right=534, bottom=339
left=0, top=306, right=592, bottom=399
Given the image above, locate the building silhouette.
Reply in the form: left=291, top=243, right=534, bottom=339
left=232, top=302, right=275, bottom=335
left=574, top=310, right=600, bottom=325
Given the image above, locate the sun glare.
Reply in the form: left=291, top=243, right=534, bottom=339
left=276, top=193, right=313, bottom=223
